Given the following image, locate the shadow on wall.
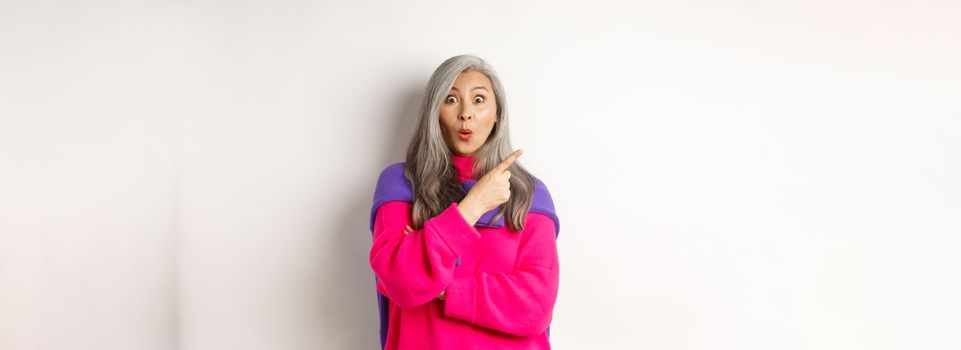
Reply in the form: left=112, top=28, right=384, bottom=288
left=313, top=82, right=422, bottom=348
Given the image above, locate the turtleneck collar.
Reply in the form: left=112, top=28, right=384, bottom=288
left=451, top=153, right=477, bottom=181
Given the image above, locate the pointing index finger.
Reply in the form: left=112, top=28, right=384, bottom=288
left=494, top=149, right=523, bottom=173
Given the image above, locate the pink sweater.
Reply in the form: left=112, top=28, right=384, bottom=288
left=369, top=153, right=559, bottom=349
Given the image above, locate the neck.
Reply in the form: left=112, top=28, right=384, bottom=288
left=451, top=153, right=476, bottom=181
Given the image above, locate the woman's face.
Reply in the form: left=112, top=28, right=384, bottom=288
left=438, top=70, right=497, bottom=156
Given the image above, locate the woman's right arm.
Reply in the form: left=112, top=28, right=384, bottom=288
left=369, top=200, right=481, bottom=308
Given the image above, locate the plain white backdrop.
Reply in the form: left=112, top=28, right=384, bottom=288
left=1, top=0, right=959, bottom=349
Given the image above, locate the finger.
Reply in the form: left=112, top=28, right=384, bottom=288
left=493, top=149, right=523, bottom=173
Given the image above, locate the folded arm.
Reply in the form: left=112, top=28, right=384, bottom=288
left=442, top=213, right=559, bottom=337
left=369, top=201, right=480, bottom=308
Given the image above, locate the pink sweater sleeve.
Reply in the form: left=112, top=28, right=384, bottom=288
left=442, top=213, right=560, bottom=337
left=369, top=200, right=481, bottom=308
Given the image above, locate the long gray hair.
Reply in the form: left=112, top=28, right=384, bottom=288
left=404, top=54, right=535, bottom=232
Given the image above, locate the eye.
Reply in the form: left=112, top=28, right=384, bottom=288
left=445, top=95, right=458, bottom=104
left=474, top=96, right=485, bottom=103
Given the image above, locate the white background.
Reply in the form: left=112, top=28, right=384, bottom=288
left=2, top=1, right=959, bottom=349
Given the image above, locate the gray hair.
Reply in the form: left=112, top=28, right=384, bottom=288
left=404, top=54, right=535, bottom=232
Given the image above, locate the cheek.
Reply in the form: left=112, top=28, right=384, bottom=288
left=481, top=107, right=497, bottom=129
left=438, top=110, right=454, bottom=128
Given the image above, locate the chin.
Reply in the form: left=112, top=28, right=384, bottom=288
left=456, top=147, right=477, bottom=156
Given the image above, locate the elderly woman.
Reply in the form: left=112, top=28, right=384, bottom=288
left=368, top=54, right=560, bottom=349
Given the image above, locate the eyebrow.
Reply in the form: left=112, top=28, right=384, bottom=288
left=450, top=86, right=489, bottom=92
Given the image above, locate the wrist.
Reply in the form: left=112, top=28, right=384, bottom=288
left=456, top=201, right=481, bottom=226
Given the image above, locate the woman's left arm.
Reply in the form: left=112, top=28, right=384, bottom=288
left=441, top=212, right=559, bottom=337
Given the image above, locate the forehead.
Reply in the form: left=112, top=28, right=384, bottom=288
left=451, top=70, right=492, bottom=89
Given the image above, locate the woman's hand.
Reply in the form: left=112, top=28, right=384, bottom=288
left=458, top=149, right=523, bottom=225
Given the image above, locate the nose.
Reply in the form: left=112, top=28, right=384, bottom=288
left=458, top=103, right=473, bottom=121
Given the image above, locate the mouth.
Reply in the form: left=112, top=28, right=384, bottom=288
left=458, top=129, right=473, bottom=141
